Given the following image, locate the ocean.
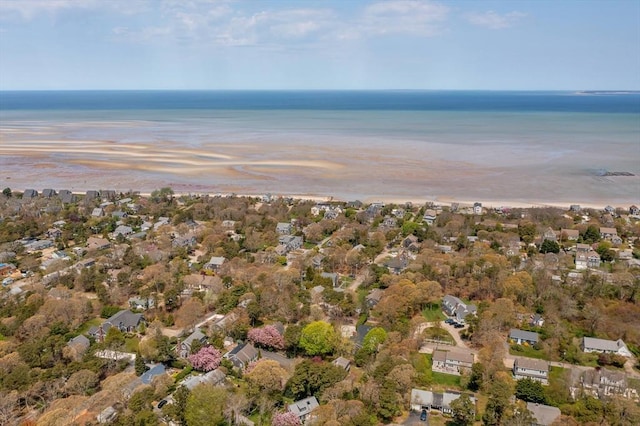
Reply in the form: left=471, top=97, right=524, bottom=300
left=1, top=91, right=639, bottom=206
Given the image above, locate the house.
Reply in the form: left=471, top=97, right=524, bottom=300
left=473, top=202, right=483, bottom=215
left=87, top=237, right=111, bottom=251
left=332, top=357, right=351, bottom=371
left=91, top=208, right=104, bottom=217
left=576, top=250, right=601, bottom=270
left=140, top=363, right=166, bottom=385
left=46, top=228, right=63, bottom=239
left=97, top=406, right=118, bottom=424
left=42, top=188, right=56, bottom=198
left=112, top=225, right=133, bottom=237
left=85, top=190, right=100, bottom=200
left=100, top=190, right=116, bottom=201
left=182, top=368, right=227, bottom=390
left=581, top=337, right=632, bottom=357
left=423, top=209, right=437, bottom=225
left=225, top=342, right=258, bottom=369
left=384, top=254, right=409, bottom=275
left=442, top=295, right=477, bottom=324
left=23, top=189, right=38, bottom=199
left=88, top=310, right=144, bottom=342
left=432, top=350, right=474, bottom=376
left=173, top=235, right=197, bottom=249
left=380, top=216, right=397, bottom=229
left=529, top=314, right=545, bottom=328
left=575, top=243, right=591, bottom=253
left=560, top=229, right=580, bottom=241
left=203, top=256, right=226, bottom=272
left=630, top=205, right=640, bottom=216
left=513, top=358, right=550, bottom=384
left=365, top=289, right=384, bottom=308
left=569, top=204, right=582, bottom=212
left=58, top=190, right=76, bottom=204
left=578, top=369, right=637, bottom=400
left=527, top=402, right=561, bottom=426
left=542, top=227, right=557, bottom=242
left=128, top=296, right=155, bottom=311
left=600, top=227, right=618, bottom=240
left=25, top=239, right=54, bottom=253
left=178, top=329, right=208, bottom=358
left=410, top=389, right=476, bottom=415
left=276, top=222, right=293, bottom=235
left=67, top=335, right=91, bottom=358
left=289, top=396, right=319, bottom=423
left=604, top=205, right=616, bottom=215
left=320, top=272, right=339, bottom=287
left=277, top=235, right=303, bottom=254
left=509, top=329, right=540, bottom=346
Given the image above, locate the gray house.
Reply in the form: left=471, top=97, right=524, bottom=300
left=288, top=396, right=320, bottom=423
left=88, top=310, right=144, bottom=342
left=509, top=329, right=540, bottom=346
left=410, top=389, right=476, bottom=415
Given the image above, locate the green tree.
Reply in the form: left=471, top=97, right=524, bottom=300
left=285, top=359, right=347, bottom=400
left=518, top=222, right=537, bottom=244
left=502, top=401, right=536, bottom=426
left=163, top=385, right=190, bottom=425
left=2, top=188, right=11, bottom=197
left=362, top=327, right=387, bottom=352
left=515, top=378, right=546, bottom=404
left=468, top=363, right=484, bottom=391
left=581, top=225, right=600, bottom=244
left=184, top=384, right=227, bottom=426
left=450, top=394, right=475, bottom=426
left=135, top=352, right=148, bottom=376
left=540, top=239, right=560, bottom=254
left=299, top=321, right=336, bottom=356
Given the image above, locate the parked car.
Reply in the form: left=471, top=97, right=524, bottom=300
left=420, top=409, right=428, bottom=421
left=444, top=318, right=455, bottom=324
left=157, top=400, right=168, bottom=409
left=454, top=323, right=465, bottom=329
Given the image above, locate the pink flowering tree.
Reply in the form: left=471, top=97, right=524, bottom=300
left=188, top=346, right=222, bottom=372
left=248, top=325, right=285, bottom=351
left=272, top=411, right=301, bottom=426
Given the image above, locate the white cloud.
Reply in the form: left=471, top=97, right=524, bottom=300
left=360, top=0, right=449, bottom=36
left=466, top=10, right=526, bottom=30
left=0, top=0, right=98, bottom=19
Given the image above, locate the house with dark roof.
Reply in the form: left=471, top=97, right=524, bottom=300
left=442, top=295, right=477, bottom=324
left=42, top=188, right=57, bottom=198
left=58, top=190, right=76, bottom=204
left=276, top=222, right=293, bottom=235
left=225, top=342, right=258, bottom=370
left=203, top=256, right=226, bottom=272
left=140, top=363, right=166, bottom=385
left=178, top=329, right=208, bottom=358
left=332, top=357, right=351, bottom=371
left=67, top=335, right=91, bottom=358
left=23, top=189, right=38, bottom=199
left=513, top=358, right=550, bottom=384
left=365, top=289, right=384, bottom=308
left=85, top=190, right=100, bottom=200
left=509, top=329, right=540, bottom=346
left=288, top=396, right=319, bottom=423
left=320, top=272, right=339, bottom=287
left=88, top=310, right=144, bottom=342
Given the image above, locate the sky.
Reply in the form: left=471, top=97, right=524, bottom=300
left=0, top=0, right=639, bottom=90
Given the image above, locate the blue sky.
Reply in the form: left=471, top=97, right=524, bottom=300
left=0, top=0, right=638, bottom=90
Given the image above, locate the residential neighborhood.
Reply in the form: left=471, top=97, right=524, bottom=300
left=0, top=188, right=639, bottom=425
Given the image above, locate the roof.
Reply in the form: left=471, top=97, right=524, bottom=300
left=228, top=343, right=258, bottom=367
left=332, top=357, right=351, bottom=369
left=583, top=336, right=628, bottom=352
left=68, top=335, right=91, bottom=349
left=434, top=349, right=474, bottom=364
left=509, top=329, right=540, bottom=343
left=515, top=357, right=549, bottom=372
left=600, top=227, right=617, bottom=234
left=208, top=256, right=226, bottom=266
left=182, top=329, right=206, bottom=347
left=526, top=402, right=561, bottom=425
left=411, top=389, right=476, bottom=409
left=105, top=310, right=143, bottom=330
left=288, top=396, right=320, bottom=418
left=140, top=363, right=166, bottom=384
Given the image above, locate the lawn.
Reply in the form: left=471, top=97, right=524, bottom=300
left=423, top=303, right=446, bottom=322
left=509, top=344, right=547, bottom=360
left=77, top=317, right=102, bottom=334
left=125, top=336, right=140, bottom=352
left=432, top=372, right=462, bottom=388
left=423, top=326, right=455, bottom=345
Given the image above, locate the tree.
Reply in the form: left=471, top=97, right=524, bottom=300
left=540, top=239, right=560, bottom=254
left=2, top=188, right=11, bottom=197
left=184, top=384, right=227, bottom=426
left=515, top=378, right=546, bottom=404
left=362, top=327, right=387, bottom=353
left=272, top=411, right=301, bottom=426
left=135, top=352, right=148, bottom=376
left=174, top=298, right=205, bottom=329
left=299, top=321, right=336, bottom=356
left=450, top=394, right=475, bottom=426
left=502, top=401, right=535, bottom=426
left=65, top=369, right=99, bottom=396
left=163, top=385, right=190, bottom=425
left=581, top=225, right=600, bottom=244
left=246, top=360, right=289, bottom=395
left=286, top=359, right=347, bottom=400
left=188, top=346, right=222, bottom=372
left=248, top=325, right=286, bottom=350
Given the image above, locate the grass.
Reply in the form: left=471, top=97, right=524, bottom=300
left=432, top=372, right=462, bottom=388
left=423, top=326, right=455, bottom=345
left=422, top=303, right=446, bottom=322
left=125, top=336, right=140, bottom=352
left=509, top=344, right=547, bottom=360
left=77, top=317, right=102, bottom=334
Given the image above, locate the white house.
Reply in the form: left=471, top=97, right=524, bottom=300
left=581, top=337, right=632, bottom=357
left=432, top=350, right=474, bottom=376
left=513, top=358, right=550, bottom=384
left=410, top=389, right=476, bottom=415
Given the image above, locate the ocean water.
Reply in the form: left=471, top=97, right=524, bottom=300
left=1, top=91, right=639, bottom=205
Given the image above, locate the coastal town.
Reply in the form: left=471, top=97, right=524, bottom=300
left=0, top=187, right=639, bottom=426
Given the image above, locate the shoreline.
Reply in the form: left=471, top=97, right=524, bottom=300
left=4, top=186, right=629, bottom=211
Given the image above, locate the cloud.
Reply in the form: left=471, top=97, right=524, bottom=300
left=0, top=0, right=98, bottom=19
left=466, top=10, right=526, bottom=30
left=358, top=0, right=449, bottom=36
